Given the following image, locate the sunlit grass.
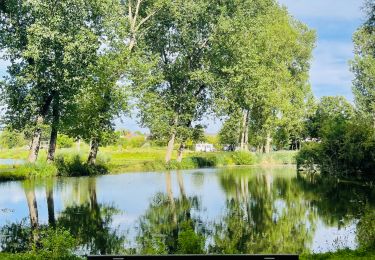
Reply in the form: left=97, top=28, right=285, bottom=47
left=0, top=146, right=298, bottom=180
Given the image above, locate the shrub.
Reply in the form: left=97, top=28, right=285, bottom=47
left=357, top=208, right=375, bottom=250
left=0, top=130, right=27, bottom=149
left=36, top=228, right=78, bottom=259
left=57, top=135, right=74, bottom=148
left=231, top=151, right=254, bottom=165
left=296, top=143, right=321, bottom=172
left=55, top=155, right=108, bottom=177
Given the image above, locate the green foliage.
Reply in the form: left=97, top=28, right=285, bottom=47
left=0, top=222, right=79, bottom=260
left=350, top=1, right=375, bottom=123
left=176, top=222, right=205, bottom=254
left=57, top=135, right=74, bottom=149
left=55, top=155, right=108, bottom=177
left=0, top=130, right=27, bottom=149
left=35, top=228, right=78, bottom=259
left=301, top=248, right=375, bottom=260
left=231, top=151, right=254, bottom=165
left=299, top=115, right=375, bottom=178
left=118, top=135, right=147, bottom=149
left=296, top=143, right=321, bottom=172
left=12, top=161, right=57, bottom=178
left=357, top=208, right=375, bottom=250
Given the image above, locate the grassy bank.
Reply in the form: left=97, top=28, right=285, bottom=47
left=0, top=147, right=297, bottom=181
left=1, top=248, right=374, bottom=259
left=301, top=248, right=375, bottom=259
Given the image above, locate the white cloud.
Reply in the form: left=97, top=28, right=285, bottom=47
left=278, top=0, right=363, bottom=21
left=310, top=40, right=355, bottom=99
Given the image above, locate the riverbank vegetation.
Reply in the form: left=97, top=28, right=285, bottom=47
left=0, top=0, right=314, bottom=177
left=296, top=0, right=375, bottom=180
left=0, top=141, right=297, bottom=181
left=1, top=0, right=375, bottom=258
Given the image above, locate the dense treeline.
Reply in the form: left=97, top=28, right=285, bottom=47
left=0, top=0, right=316, bottom=168
left=297, top=1, right=375, bottom=178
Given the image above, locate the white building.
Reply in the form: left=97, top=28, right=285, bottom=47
left=195, top=143, right=215, bottom=152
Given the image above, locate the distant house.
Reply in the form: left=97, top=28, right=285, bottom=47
left=195, top=143, right=215, bottom=152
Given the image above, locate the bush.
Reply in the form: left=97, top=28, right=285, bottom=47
left=55, top=155, right=108, bottom=177
left=118, top=136, right=146, bottom=148
left=296, top=143, right=321, bottom=172
left=231, top=151, right=254, bottom=165
left=57, top=135, right=74, bottom=148
left=35, top=228, right=78, bottom=259
left=357, top=208, right=375, bottom=250
left=297, top=116, right=375, bottom=178
left=0, top=130, right=27, bottom=149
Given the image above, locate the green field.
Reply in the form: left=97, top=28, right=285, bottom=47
left=0, top=146, right=297, bottom=181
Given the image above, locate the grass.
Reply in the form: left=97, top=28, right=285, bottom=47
left=301, top=248, right=375, bottom=259
left=0, top=146, right=298, bottom=181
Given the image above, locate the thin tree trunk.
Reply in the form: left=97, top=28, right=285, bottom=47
left=46, top=181, right=55, bottom=227
left=265, top=132, right=272, bottom=154
left=28, top=94, right=54, bottom=163
left=165, top=116, right=178, bottom=163
left=47, top=126, right=58, bottom=163
left=24, top=185, right=39, bottom=244
left=28, top=116, right=44, bottom=163
left=240, top=110, right=247, bottom=150
left=244, top=113, right=249, bottom=151
left=177, top=142, right=185, bottom=162
left=47, top=97, right=59, bottom=163
left=87, top=137, right=99, bottom=165
left=165, top=132, right=176, bottom=163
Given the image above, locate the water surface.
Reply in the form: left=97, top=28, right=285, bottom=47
left=0, top=166, right=374, bottom=255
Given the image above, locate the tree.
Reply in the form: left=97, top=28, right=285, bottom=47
left=351, top=0, right=375, bottom=127
left=0, top=0, right=114, bottom=163
left=212, top=0, right=315, bottom=153
left=136, top=0, right=220, bottom=163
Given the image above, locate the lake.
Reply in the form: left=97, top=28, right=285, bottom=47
left=0, top=166, right=374, bottom=255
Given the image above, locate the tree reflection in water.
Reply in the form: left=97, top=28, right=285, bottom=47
left=0, top=177, right=126, bottom=255
left=209, top=167, right=317, bottom=254
left=136, top=171, right=205, bottom=254
left=1, top=168, right=375, bottom=256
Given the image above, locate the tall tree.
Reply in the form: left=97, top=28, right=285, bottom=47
left=136, top=0, right=220, bottom=162
left=351, top=0, right=375, bottom=127
left=213, top=0, right=315, bottom=153
left=0, top=0, right=114, bottom=163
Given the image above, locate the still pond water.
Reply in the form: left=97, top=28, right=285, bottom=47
left=0, top=166, right=374, bottom=255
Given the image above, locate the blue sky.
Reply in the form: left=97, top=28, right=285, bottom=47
left=0, top=0, right=365, bottom=133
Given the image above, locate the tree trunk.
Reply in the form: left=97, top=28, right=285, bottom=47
left=265, top=132, right=272, bottom=154
left=165, top=116, right=178, bottom=163
left=240, top=110, right=247, bottom=150
left=47, top=126, right=58, bottom=163
left=87, top=137, right=99, bottom=165
left=244, top=116, right=249, bottom=151
left=177, top=142, right=185, bottom=162
left=28, top=116, right=44, bottom=163
left=46, top=181, right=55, bottom=227
left=165, top=132, right=176, bottom=163
left=47, top=97, right=59, bottom=163
left=28, top=94, right=54, bottom=163
left=24, top=185, right=39, bottom=244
